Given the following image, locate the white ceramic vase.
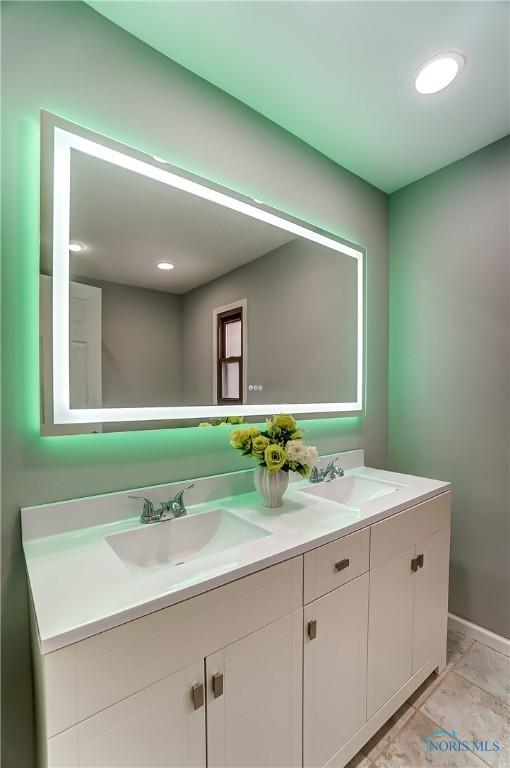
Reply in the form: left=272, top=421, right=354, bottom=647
left=254, top=466, right=289, bottom=508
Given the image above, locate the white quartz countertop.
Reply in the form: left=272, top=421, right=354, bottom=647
left=23, top=459, right=449, bottom=654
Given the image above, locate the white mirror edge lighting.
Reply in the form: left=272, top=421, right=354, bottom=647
left=50, top=118, right=365, bottom=425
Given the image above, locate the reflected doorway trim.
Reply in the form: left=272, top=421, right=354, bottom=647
left=49, top=116, right=365, bottom=425
left=213, top=299, right=248, bottom=406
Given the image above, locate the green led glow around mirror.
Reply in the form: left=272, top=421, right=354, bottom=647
left=9, top=111, right=364, bottom=489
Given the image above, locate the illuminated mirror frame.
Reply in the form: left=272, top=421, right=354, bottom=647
left=48, top=115, right=365, bottom=427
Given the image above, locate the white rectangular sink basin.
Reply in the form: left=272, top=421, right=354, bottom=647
left=106, top=508, right=271, bottom=568
left=303, top=474, right=403, bottom=509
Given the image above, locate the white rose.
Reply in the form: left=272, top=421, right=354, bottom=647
left=306, top=446, right=318, bottom=466
left=286, top=440, right=308, bottom=463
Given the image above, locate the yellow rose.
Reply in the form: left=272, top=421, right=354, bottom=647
left=198, top=422, right=213, bottom=427
left=274, top=414, right=297, bottom=432
left=246, top=425, right=260, bottom=438
left=230, top=428, right=250, bottom=449
left=264, top=444, right=287, bottom=472
left=226, top=416, right=244, bottom=424
left=252, top=435, right=270, bottom=455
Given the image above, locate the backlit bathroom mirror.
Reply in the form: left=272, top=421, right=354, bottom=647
left=40, top=111, right=365, bottom=434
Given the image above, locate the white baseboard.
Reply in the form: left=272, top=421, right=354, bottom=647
left=448, top=612, right=510, bottom=657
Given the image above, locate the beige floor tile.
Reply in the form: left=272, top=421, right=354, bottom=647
left=455, top=643, right=510, bottom=704
left=421, top=671, right=510, bottom=768
left=370, top=710, right=487, bottom=767
left=407, top=629, right=477, bottom=710
left=362, top=701, right=416, bottom=761
left=447, top=629, right=476, bottom=667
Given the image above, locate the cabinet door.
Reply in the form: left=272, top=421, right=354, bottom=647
left=367, top=546, right=415, bottom=718
left=60, top=662, right=206, bottom=768
left=206, top=610, right=302, bottom=768
left=413, top=526, right=451, bottom=672
left=303, top=573, right=369, bottom=768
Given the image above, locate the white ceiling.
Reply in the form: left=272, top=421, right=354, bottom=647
left=87, top=1, right=510, bottom=192
left=64, top=150, right=293, bottom=293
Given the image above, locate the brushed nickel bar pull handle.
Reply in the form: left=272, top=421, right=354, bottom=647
left=334, top=558, right=350, bottom=572
left=191, top=682, right=204, bottom=710
left=212, top=672, right=224, bottom=699
left=308, top=619, right=317, bottom=640
left=416, top=553, right=424, bottom=569
left=411, top=557, right=419, bottom=573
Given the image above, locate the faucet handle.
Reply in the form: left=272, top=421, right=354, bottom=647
left=309, top=465, right=323, bottom=483
left=174, top=483, right=195, bottom=499
left=128, top=495, right=158, bottom=522
left=128, top=495, right=153, bottom=507
left=169, top=484, right=195, bottom=516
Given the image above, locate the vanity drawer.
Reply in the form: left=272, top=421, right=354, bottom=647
left=303, top=528, right=370, bottom=603
left=370, top=492, right=451, bottom=567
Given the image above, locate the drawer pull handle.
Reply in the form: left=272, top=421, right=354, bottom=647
left=334, top=558, right=350, bottom=572
left=416, top=553, right=424, bottom=569
left=191, top=682, right=204, bottom=710
left=212, top=672, right=224, bottom=699
left=308, top=619, right=317, bottom=640
left=411, top=557, right=419, bottom=573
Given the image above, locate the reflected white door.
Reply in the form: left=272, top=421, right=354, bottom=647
left=40, top=275, right=102, bottom=433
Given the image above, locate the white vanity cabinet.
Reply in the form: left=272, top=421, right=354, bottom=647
left=367, top=493, right=450, bottom=718
left=32, top=491, right=451, bottom=768
left=206, top=611, right=303, bottom=768
left=303, top=574, right=369, bottom=768
left=48, top=662, right=207, bottom=768
left=39, top=558, right=304, bottom=768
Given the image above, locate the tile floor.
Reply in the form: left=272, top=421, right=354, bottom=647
left=347, top=629, right=510, bottom=768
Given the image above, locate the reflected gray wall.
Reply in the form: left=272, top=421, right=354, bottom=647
left=389, top=137, right=510, bottom=638
left=181, top=239, right=357, bottom=406
left=1, top=3, right=388, bottom=765
left=72, top=237, right=358, bottom=412
left=86, top=279, right=182, bottom=408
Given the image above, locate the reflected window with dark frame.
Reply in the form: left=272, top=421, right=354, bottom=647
left=217, top=307, right=243, bottom=404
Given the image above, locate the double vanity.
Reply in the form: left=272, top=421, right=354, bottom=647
left=23, top=450, right=451, bottom=768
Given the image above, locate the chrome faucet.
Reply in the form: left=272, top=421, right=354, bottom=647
left=309, top=457, right=344, bottom=484
left=129, top=484, right=195, bottom=524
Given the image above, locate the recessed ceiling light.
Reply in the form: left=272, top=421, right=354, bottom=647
left=157, top=261, right=175, bottom=270
left=152, top=155, right=168, bottom=164
left=69, top=242, right=83, bottom=252
left=414, top=53, right=465, bottom=95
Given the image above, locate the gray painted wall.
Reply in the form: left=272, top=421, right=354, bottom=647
left=389, top=137, right=510, bottom=639
left=181, top=238, right=358, bottom=406
left=1, top=3, right=388, bottom=765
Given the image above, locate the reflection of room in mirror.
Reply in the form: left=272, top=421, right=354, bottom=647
left=53, top=147, right=359, bottom=417
left=40, top=132, right=361, bottom=432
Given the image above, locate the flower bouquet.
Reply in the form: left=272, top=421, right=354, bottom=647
left=230, top=414, right=318, bottom=507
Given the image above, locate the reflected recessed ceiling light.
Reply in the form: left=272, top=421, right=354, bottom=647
left=69, top=242, right=83, bottom=252
left=152, top=155, right=168, bottom=163
left=415, top=53, right=465, bottom=95
left=157, top=261, right=175, bottom=270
